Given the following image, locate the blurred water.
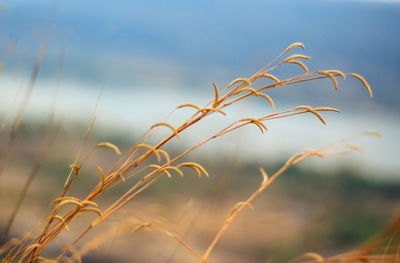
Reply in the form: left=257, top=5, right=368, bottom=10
left=0, top=0, right=399, bottom=178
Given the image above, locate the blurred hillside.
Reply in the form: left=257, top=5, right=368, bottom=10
left=0, top=121, right=399, bottom=262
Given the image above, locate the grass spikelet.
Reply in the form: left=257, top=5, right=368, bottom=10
left=177, top=162, right=209, bottom=177
left=305, top=149, right=325, bottom=158
left=313, top=107, right=341, bottom=113
left=81, top=200, right=98, bottom=207
left=52, top=196, right=82, bottom=205
left=147, top=164, right=162, bottom=170
left=348, top=73, right=373, bottom=98
left=147, top=164, right=171, bottom=178
left=49, top=215, right=70, bottom=232
left=97, top=166, right=105, bottom=192
left=157, top=149, right=171, bottom=164
left=227, top=78, right=252, bottom=88
left=346, top=144, right=365, bottom=154
left=96, top=142, right=121, bottom=155
left=61, top=245, right=82, bottom=263
left=236, top=202, right=254, bottom=210
left=69, top=164, right=81, bottom=179
left=318, top=71, right=339, bottom=90
left=286, top=59, right=309, bottom=73
left=69, top=163, right=80, bottom=171
left=258, top=93, right=275, bottom=110
left=212, top=82, right=219, bottom=107
left=253, top=73, right=280, bottom=83
left=326, top=70, right=346, bottom=79
left=163, top=169, right=172, bottom=178
left=136, top=144, right=161, bottom=162
left=295, top=106, right=327, bottom=125
left=321, top=150, right=352, bottom=157
left=259, top=168, right=269, bottom=185
left=151, top=122, right=180, bottom=139
left=25, top=243, right=42, bottom=252
left=285, top=152, right=305, bottom=166
left=161, top=166, right=184, bottom=177
left=283, top=54, right=311, bottom=63
left=233, top=87, right=258, bottom=96
left=200, top=107, right=227, bottom=116
left=131, top=222, right=153, bottom=234
left=229, top=202, right=254, bottom=216
left=239, top=118, right=268, bottom=133
left=364, top=131, right=382, bottom=138
left=177, top=103, right=226, bottom=116
left=302, top=252, right=325, bottom=262
left=177, top=103, right=202, bottom=111
left=78, top=207, right=102, bottom=217
left=54, top=199, right=84, bottom=210
left=284, top=42, right=305, bottom=53
left=64, top=163, right=81, bottom=187
left=190, top=167, right=202, bottom=177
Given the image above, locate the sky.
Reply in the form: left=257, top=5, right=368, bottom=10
left=0, top=0, right=399, bottom=178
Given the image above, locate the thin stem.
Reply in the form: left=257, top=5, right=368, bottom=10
left=199, top=153, right=311, bottom=262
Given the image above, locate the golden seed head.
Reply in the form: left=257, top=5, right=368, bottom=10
left=232, top=87, right=258, bottom=96
left=239, top=118, right=268, bottom=133
left=253, top=73, right=280, bottom=83
left=313, top=107, right=341, bottom=113
left=200, top=107, right=227, bottom=116
left=326, top=70, right=346, bottom=79
left=96, top=142, right=121, bottom=155
left=305, top=149, right=325, bottom=158
left=227, top=78, right=252, bottom=88
left=284, top=42, right=305, bottom=54
left=212, top=82, right=220, bottom=107
left=317, top=71, right=339, bottom=91
left=285, top=152, right=305, bottom=166
left=283, top=54, right=311, bottom=63
left=286, top=59, right=309, bottom=73
left=177, top=162, right=209, bottom=177
left=229, top=202, right=254, bottom=217
left=364, top=131, right=382, bottom=138
left=177, top=103, right=201, bottom=111
left=151, top=122, right=180, bottom=139
left=348, top=73, right=373, bottom=98
left=295, top=106, right=327, bottom=125
left=259, top=168, right=269, bottom=185
left=157, top=149, right=171, bottom=164
left=346, top=144, right=365, bottom=154
left=78, top=207, right=102, bottom=217
left=162, top=166, right=184, bottom=177
left=258, top=93, right=275, bottom=110
left=136, top=144, right=162, bottom=162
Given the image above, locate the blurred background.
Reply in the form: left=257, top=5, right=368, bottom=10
left=0, top=0, right=399, bottom=262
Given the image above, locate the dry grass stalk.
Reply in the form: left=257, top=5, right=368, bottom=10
left=0, top=44, right=47, bottom=180
left=348, top=73, right=373, bottom=98
left=198, top=132, right=380, bottom=263
left=1, top=42, right=378, bottom=263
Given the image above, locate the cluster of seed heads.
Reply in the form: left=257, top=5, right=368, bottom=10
left=2, top=42, right=377, bottom=263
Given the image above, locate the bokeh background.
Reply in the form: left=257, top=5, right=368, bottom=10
left=0, top=0, right=399, bottom=262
